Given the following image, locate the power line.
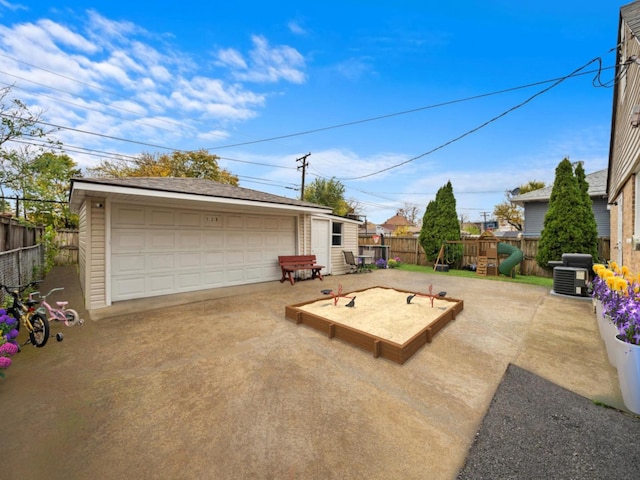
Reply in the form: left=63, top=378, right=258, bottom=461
left=337, top=52, right=614, bottom=181
left=204, top=65, right=616, bottom=151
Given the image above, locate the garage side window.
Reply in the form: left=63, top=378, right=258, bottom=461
left=332, top=222, right=343, bottom=246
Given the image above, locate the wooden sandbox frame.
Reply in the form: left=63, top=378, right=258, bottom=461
left=285, top=286, right=464, bottom=364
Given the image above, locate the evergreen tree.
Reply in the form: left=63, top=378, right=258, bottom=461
left=419, top=181, right=461, bottom=262
left=536, top=158, right=592, bottom=268
left=574, top=162, right=599, bottom=260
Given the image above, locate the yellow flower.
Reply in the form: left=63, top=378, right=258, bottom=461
left=600, top=269, right=614, bottom=280
left=593, top=263, right=605, bottom=274
left=622, top=265, right=630, bottom=276
left=609, top=261, right=618, bottom=270
left=606, top=276, right=617, bottom=289
left=614, top=277, right=628, bottom=292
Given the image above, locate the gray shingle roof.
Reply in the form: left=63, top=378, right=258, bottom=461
left=511, top=169, right=607, bottom=204
left=622, top=0, right=640, bottom=36
left=71, top=177, right=332, bottom=211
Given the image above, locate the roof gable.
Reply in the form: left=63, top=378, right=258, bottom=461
left=69, top=177, right=333, bottom=213
left=512, top=169, right=607, bottom=204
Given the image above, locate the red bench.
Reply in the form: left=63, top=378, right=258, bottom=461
left=278, top=255, right=324, bottom=285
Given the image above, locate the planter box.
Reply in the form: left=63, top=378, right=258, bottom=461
left=614, top=336, right=640, bottom=414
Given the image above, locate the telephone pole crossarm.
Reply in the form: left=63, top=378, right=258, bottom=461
left=296, top=153, right=311, bottom=200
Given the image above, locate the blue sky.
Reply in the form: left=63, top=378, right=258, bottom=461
left=0, top=1, right=629, bottom=224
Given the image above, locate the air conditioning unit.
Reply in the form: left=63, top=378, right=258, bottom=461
left=553, top=267, right=589, bottom=297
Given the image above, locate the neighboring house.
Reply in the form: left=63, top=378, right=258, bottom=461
left=511, top=168, right=610, bottom=238
left=379, top=214, right=420, bottom=236
left=608, top=0, right=640, bottom=270
left=69, top=177, right=360, bottom=311
left=358, top=221, right=379, bottom=235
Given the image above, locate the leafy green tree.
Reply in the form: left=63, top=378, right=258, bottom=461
left=419, top=181, right=461, bottom=262
left=1, top=86, right=59, bottom=207
left=2, top=149, right=80, bottom=228
left=303, top=177, right=351, bottom=216
left=536, top=158, right=594, bottom=268
left=87, top=150, right=239, bottom=185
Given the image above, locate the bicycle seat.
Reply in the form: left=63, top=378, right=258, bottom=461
left=56, top=301, right=68, bottom=307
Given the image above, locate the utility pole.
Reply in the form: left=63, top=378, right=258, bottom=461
left=296, top=153, right=311, bottom=200
left=480, top=211, right=490, bottom=232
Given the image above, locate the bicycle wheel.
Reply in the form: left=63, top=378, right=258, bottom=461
left=64, top=309, right=81, bottom=326
left=28, top=312, right=49, bottom=347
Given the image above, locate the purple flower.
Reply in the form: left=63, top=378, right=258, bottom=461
left=0, top=356, right=12, bottom=369
left=8, top=329, right=18, bottom=339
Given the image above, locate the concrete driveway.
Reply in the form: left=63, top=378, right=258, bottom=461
left=1, top=266, right=621, bottom=479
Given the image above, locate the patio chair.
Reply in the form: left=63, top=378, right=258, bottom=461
left=343, top=250, right=359, bottom=274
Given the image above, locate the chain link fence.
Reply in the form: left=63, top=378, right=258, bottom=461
left=0, top=245, right=44, bottom=305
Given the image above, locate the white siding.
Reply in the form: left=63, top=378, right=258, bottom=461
left=78, top=201, right=87, bottom=300
left=89, top=199, right=107, bottom=309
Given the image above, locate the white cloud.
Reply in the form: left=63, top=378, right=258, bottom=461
left=229, top=35, right=306, bottom=84
left=287, top=21, right=307, bottom=36
left=216, top=48, right=247, bottom=70
left=334, top=57, right=375, bottom=81
left=0, top=10, right=310, bottom=169
left=0, top=1, right=28, bottom=13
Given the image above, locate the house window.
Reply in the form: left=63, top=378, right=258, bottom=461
left=332, top=222, right=343, bottom=246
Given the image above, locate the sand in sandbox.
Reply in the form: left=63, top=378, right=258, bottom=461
left=297, top=287, right=455, bottom=344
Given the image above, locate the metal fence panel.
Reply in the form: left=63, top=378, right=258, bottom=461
left=0, top=245, right=44, bottom=304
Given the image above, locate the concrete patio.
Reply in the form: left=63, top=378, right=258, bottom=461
left=1, top=266, right=624, bottom=479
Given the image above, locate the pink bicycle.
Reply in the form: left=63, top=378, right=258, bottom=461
left=31, top=288, right=82, bottom=327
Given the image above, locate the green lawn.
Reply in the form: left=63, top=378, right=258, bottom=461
left=396, top=263, right=554, bottom=288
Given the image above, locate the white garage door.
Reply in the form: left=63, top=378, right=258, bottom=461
left=110, top=204, right=296, bottom=301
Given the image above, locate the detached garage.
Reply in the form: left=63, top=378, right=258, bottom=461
left=69, top=177, right=360, bottom=311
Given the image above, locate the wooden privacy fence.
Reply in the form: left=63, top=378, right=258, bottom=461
left=53, top=229, right=79, bottom=265
left=0, top=215, right=43, bottom=252
left=359, top=235, right=611, bottom=277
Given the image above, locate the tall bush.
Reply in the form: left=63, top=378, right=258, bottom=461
left=419, top=181, right=461, bottom=262
left=536, top=158, right=598, bottom=268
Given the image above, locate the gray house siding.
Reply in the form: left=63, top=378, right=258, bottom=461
left=523, top=198, right=610, bottom=238
left=522, top=203, right=547, bottom=237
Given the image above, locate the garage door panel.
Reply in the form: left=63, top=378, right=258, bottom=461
left=178, top=272, right=201, bottom=289
left=112, top=231, right=145, bottom=252
left=177, top=252, right=201, bottom=268
left=111, top=204, right=296, bottom=302
left=226, top=251, right=244, bottom=265
left=113, top=277, right=146, bottom=299
left=149, top=275, right=175, bottom=294
left=148, top=253, right=175, bottom=271
left=226, top=232, right=245, bottom=247
left=178, top=212, right=201, bottom=227
left=246, top=234, right=263, bottom=248
left=225, top=268, right=244, bottom=283
left=149, top=210, right=174, bottom=226
left=226, top=215, right=244, bottom=228
left=148, top=231, right=176, bottom=249
left=178, top=232, right=201, bottom=250
left=203, top=270, right=225, bottom=286
left=203, top=231, right=224, bottom=248
left=245, top=250, right=264, bottom=263
left=114, top=207, right=145, bottom=226
left=112, top=254, right=145, bottom=274
left=203, top=252, right=224, bottom=266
